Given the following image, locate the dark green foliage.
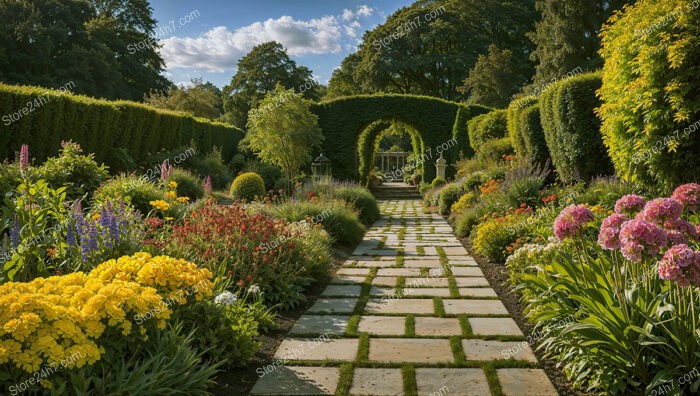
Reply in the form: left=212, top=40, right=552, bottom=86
left=528, top=0, right=632, bottom=90
left=93, top=175, right=165, bottom=215
left=506, top=96, right=537, bottom=156
left=479, top=138, right=514, bottom=162
left=468, top=110, right=508, bottom=153
left=431, top=178, right=447, bottom=188
left=438, top=182, right=466, bottom=215
left=37, top=141, right=109, bottom=201
left=230, top=172, right=266, bottom=201
left=169, top=168, right=204, bottom=201
left=185, top=150, right=233, bottom=191
left=0, top=162, right=20, bottom=199
left=311, top=94, right=488, bottom=183
left=0, top=84, right=244, bottom=170
left=0, top=0, right=170, bottom=101
left=461, top=45, right=531, bottom=108
left=539, top=73, right=613, bottom=182
left=519, top=104, right=550, bottom=166
left=452, top=104, right=492, bottom=159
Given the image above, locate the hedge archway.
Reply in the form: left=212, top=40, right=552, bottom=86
left=357, top=120, right=425, bottom=185
left=310, top=94, right=489, bottom=183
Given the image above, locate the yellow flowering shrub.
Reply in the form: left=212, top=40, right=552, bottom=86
left=0, top=253, right=211, bottom=374
left=450, top=192, right=477, bottom=217
left=89, top=253, right=213, bottom=301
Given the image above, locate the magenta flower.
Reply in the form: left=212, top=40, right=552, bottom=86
left=672, top=183, right=700, bottom=212
left=636, top=198, right=683, bottom=224
left=554, top=204, right=595, bottom=240
left=204, top=175, right=212, bottom=195
left=658, top=244, right=697, bottom=287
left=619, top=219, right=668, bottom=262
left=664, top=219, right=698, bottom=243
left=598, top=213, right=628, bottom=250
left=614, top=194, right=646, bottom=216
left=19, top=144, right=29, bottom=170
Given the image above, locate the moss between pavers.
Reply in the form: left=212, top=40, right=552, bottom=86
left=402, top=365, right=418, bottom=396
left=335, top=363, right=355, bottom=395
left=484, top=362, right=504, bottom=396
left=434, top=297, right=447, bottom=317
left=405, top=315, right=416, bottom=337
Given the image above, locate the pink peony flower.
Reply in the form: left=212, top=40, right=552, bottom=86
left=598, top=213, right=628, bottom=250
left=636, top=198, right=683, bottom=224
left=614, top=194, right=646, bottom=216
left=658, top=244, right=697, bottom=287
left=554, top=204, right=595, bottom=240
left=619, top=219, right=668, bottom=262
left=672, top=183, right=700, bottom=212
left=19, top=144, right=29, bottom=170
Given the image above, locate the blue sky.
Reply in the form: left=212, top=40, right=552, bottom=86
left=149, top=0, right=414, bottom=88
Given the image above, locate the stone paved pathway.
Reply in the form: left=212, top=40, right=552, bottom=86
left=251, top=199, right=558, bottom=396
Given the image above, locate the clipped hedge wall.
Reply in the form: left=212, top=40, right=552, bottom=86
left=468, top=110, right=508, bottom=154
left=0, top=84, right=244, bottom=168
left=519, top=104, right=550, bottom=166
left=452, top=103, right=491, bottom=158
left=507, top=96, right=537, bottom=156
left=311, top=94, right=488, bottom=182
left=540, top=73, right=613, bottom=183
left=599, top=0, right=700, bottom=189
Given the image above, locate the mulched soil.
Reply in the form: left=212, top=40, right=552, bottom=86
left=211, top=247, right=351, bottom=396
left=456, top=237, right=590, bottom=396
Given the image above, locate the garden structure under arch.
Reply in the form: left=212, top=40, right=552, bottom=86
left=357, top=120, right=424, bottom=185
left=310, top=94, right=490, bottom=184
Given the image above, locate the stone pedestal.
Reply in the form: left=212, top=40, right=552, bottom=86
left=436, top=155, right=447, bottom=179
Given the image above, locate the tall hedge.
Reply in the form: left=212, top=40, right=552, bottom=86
left=540, top=73, right=613, bottom=182
left=599, top=0, right=700, bottom=189
left=467, top=110, right=508, bottom=154
left=0, top=84, right=244, bottom=168
left=507, top=96, right=537, bottom=156
left=311, top=94, right=487, bottom=182
left=519, top=104, right=550, bottom=166
left=452, top=104, right=491, bottom=158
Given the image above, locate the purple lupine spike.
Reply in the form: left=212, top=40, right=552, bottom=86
left=87, top=223, right=99, bottom=253
left=19, top=145, right=29, bottom=170
left=66, top=221, right=76, bottom=248
left=204, top=176, right=212, bottom=195
left=10, top=215, right=20, bottom=248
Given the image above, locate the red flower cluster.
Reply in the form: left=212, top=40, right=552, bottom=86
left=541, top=194, right=557, bottom=204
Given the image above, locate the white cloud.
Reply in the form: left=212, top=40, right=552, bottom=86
left=342, top=5, right=374, bottom=21
left=162, top=16, right=342, bottom=72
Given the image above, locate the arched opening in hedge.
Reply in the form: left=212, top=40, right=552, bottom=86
left=310, top=94, right=490, bottom=184
left=357, top=120, right=425, bottom=185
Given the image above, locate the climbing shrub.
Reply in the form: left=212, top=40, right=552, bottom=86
left=598, top=0, right=700, bottom=189
left=468, top=110, right=508, bottom=153
left=540, top=73, right=613, bottom=183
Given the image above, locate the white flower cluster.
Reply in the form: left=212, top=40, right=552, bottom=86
left=506, top=237, right=560, bottom=266
left=214, top=291, right=238, bottom=306
left=248, top=284, right=261, bottom=294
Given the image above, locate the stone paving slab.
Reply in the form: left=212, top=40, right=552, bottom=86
left=414, top=317, right=462, bottom=336
left=350, top=368, right=404, bottom=396
left=358, top=316, right=405, bottom=335
left=307, top=298, right=358, bottom=314
left=497, top=369, right=558, bottom=396
left=371, top=276, right=399, bottom=286
left=321, top=285, right=363, bottom=297
left=337, top=268, right=372, bottom=276
left=275, top=338, right=359, bottom=361
left=443, top=299, right=509, bottom=315
left=369, top=338, right=454, bottom=363
left=289, top=315, right=350, bottom=335
left=250, top=366, right=340, bottom=395
left=415, top=368, right=491, bottom=396
left=459, top=288, right=498, bottom=297
left=469, top=317, right=523, bottom=336
left=450, top=266, right=486, bottom=277
left=402, top=287, right=451, bottom=297
left=377, top=268, right=422, bottom=276
left=462, top=339, right=537, bottom=363
left=330, top=276, right=366, bottom=285
left=454, top=277, right=491, bottom=287
left=365, top=298, right=435, bottom=314
left=405, top=277, right=449, bottom=288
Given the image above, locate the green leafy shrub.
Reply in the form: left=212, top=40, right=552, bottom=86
left=540, top=73, right=613, bottom=182
left=518, top=104, right=550, bottom=166
left=577, top=177, right=640, bottom=209
left=418, top=182, right=432, bottom=196
left=507, top=95, right=537, bottom=156
left=187, top=149, right=233, bottom=190
left=230, top=172, right=266, bottom=201
left=450, top=191, right=477, bottom=218
left=431, top=177, right=447, bottom=188
left=0, top=162, right=20, bottom=199
left=456, top=205, right=487, bottom=238
left=599, top=0, right=700, bottom=189
left=438, top=182, right=466, bottom=216
left=334, top=186, right=380, bottom=225
left=38, top=141, right=109, bottom=200
left=263, top=200, right=365, bottom=247
left=93, top=175, right=165, bottom=215
left=471, top=213, right=532, bottom=263
left=169, top=168, right=204, bottom=200
left=468, top=110, right=508, bottom=152
left=479, top=137, right=514, bottom=162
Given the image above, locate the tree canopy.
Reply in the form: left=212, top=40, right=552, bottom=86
left=145, top=79, right=224, bottom=120
left=0, top=0, right=169, bottom=101
left=222, top=42, right=321, bottom=129
left=460, top=45, right=528, bottom=108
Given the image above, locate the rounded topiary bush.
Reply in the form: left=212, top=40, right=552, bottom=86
left=335, top=186, right=381, bottom=225
left=480, top=137, right=514, bottom=162
left=599, top=0, right=700, bottom=189
left=169, top=168, right=204, bottom=200
left=540, top=72, right=613, bottom=183
left=438, top=182, right=466, bottom=216
left=468, top=110, right=508, bottom=153
left=93, top=175, right=165, bottom=215
left=431, top=177, right=447, bottom=188
left=230, top=172, right=266, bottom=201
